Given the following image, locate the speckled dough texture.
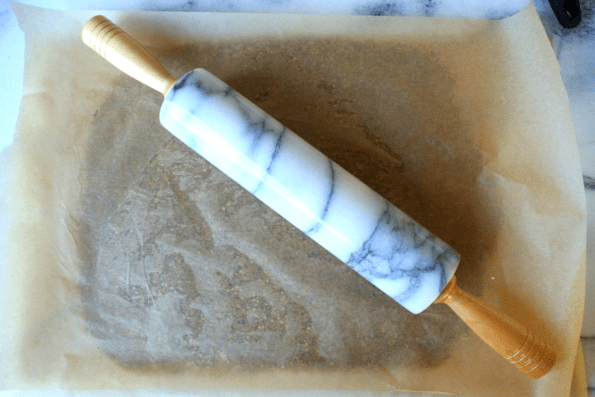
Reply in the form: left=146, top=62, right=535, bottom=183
left=80, top=40, right=467, bottom=372
left=1, top=3, right=587, bottom=396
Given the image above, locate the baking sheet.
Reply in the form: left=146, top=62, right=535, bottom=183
left=0, top=2, right=587, bottom=396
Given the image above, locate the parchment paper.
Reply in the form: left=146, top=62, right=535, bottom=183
left=1, top=2, right=587, bottom=396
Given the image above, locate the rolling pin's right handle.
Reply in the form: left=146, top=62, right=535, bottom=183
left=82, top=15, right=177, bottom=97
left=434, top=275, right=556, bottom=379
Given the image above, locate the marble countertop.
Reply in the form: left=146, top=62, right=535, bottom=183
left=0, top=0, right=593, bottom=396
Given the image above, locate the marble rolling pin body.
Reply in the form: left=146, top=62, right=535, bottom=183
left=161, top=68, right=460, bottom=315
left=82, top=16, right=556, bottom=379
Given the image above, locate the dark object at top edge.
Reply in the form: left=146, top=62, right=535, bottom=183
left=549, top=0, right=582, bottom=28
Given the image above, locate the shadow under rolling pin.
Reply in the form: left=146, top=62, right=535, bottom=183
left=82, top=15, right=556, bottom=379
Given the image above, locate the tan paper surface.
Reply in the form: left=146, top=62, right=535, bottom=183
left=1, top=2, right=587, bottom=396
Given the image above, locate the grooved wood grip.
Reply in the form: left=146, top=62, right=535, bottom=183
left=82, top=15, right=177, bottom=97
left=434, top=276, right=556, bottom=379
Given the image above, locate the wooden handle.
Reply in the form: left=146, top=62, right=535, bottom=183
left=434, top=275, right=556, bottom=379
left=82, top=15, right=177, bottom=97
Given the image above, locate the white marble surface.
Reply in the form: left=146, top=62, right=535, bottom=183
left=1, top=0, right=594, bottom=395
left=160, top=68, right=460, bottom=314
left=7, top=0, right=530, bottom=19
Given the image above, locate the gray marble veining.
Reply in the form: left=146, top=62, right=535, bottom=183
left=9, top=0, right=530, bottom=20
left=160, top=68, right=460, bottom=314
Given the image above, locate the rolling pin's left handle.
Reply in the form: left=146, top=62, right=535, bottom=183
left=82, top=15, right=178, bottom=97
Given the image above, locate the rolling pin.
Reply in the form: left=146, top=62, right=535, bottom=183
left=82, top=15, right=556, bottom=379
